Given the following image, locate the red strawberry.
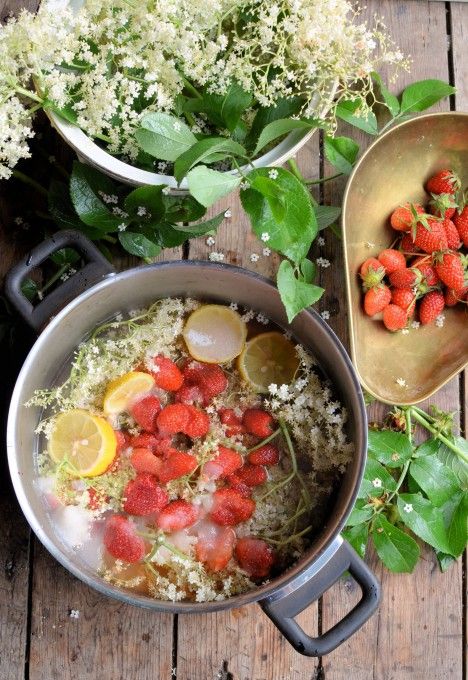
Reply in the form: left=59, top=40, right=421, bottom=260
left=434, top=252, right=465, bottom=290
left=175, top=383, right=204, bottom=405
left=248, top=444, right=280, bottom=466
left=210, top=488, right=256, bottom=526
left=235, top=537, right=275, bottom=579
left=242, top=409, right=275, bottom=438
left=130, top=448, right=163, bottom=476
left=413, top=218, right=448, bottom=254
left=441, top=218, right=461, bottom=250
left=156, top=403, right=190, bottom=435
left=123, top=473, right=169, bottom=516
left=383, top=304, right=408, bottom=331
left=103, top=515, right=145, bottom=563
left=236, top=464, right=267, bottom=487
left=429, top=192, right=458, bottom=219
left=131, top=432, right=164, bottom=454
left=377, top=249, right=406, bottom=274
left=411, top=256, right=439, bottom=287
left=445, top=286, right=468, bottom=307
left=130, top=395, right=161, bottom=432
left=389, top=266, right=419, bottom=288
left=426, top=169, right=461, bottom=195
left=219, top=408, right=245, bottom=437
left=87, top=487, right=108, bottom=511
left=363, top=285, right=391, bottom=315
left=390, top=202, right=424, bottom=231
left=156, top=499, right=198, bottom=532
left=400, top=232, right=418, bottom=254
left=453, top=207, right=468, bottom=248
left=226, top=474, right=253, bottom=498
left=202, top=446, right=243, bottom=479
left=158, top=449, right=198, bottom=483
left=195, top=521, right=236, bottom=571
left=150, top=355, right=183, bottom=391
left=419, top=291, right=445, bottom=325
left=391, top=288, right=416, bottom=317
left=182, top=363, right=228, bottom=405
left=114, top=430, right=130, bottom=451
left=359, top=258, right=385, bottom=289
left=184, top=405, right=210, bottom=438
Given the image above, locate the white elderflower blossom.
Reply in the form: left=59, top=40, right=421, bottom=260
left=261, top=232, right=270, bottom=242
left=435, top=314, right=445, bottom=328
left=317, top=236, right=325, bottom=246
left=316, top=257, right=331, bottom=268
left=268, top=168, right=279, bottom=180
left=229, top=302, right=238, bottom=310
left=224, top=209, right=232, bottom=218
left=403, top=503, right=413, bottom=513
left=396, top=377, right=407, bottom=387
left=250, top=253, right=259, bottom=262
left=262, top=247, right=271, bottom=257
left=206, top=236, right=215, bottom=246
left=321, top=310, right=330, bottom=320
left=372, top=478, right=382, bottom=488
left=209, top=251, right=224, bottom=262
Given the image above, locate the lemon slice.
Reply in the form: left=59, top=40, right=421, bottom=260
left=237, top=331, right=299, bottom=393
left=103, top=371, right=155, bottom=415
left=183, top=304, right=247, bottom=363
left=48, top=409, right=117, bottom=477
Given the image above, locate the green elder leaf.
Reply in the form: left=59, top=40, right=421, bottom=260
left=163, top=194, right=206, bottom=223
left=367, top=429, right=413, bottom=468
left=346, top=499, right=373, bottom=527
left=437, top=439, right=468, bottom=490
left=358, top=458, right=397, bottom=499
left=252, top=118, right=318, bottom=157
left=277, top=260, right=324, bottom=323
left=246, top=96, right=304, bottom=151
left=171, top=210, right=225, bottom=236
left=118, top=231, right=161, bottom=259
left=187, top=166, right=241, bottom=208
left=299, top=258, right=316, bottom=284
left=397, top=493, right=453, bottom=555
left=201, top=80, right=252, bottom=132
left=124, top=185, right=166, bottom=223
left=135, top=113, right=197, bottom=162
left=443, top=492, right=468, bottom=559
left=335, top=99, right=378, bottom=135
left=436, top=552, right=456, bottom=573
left=314, top=205, right=341, bottom=231
left=174, top=138, right=246, bottom=183
left=248, top=175, right=287, bottom=222
left=399, top=79, right=456, bottom=116
left=324, top=135, right=359, bottom=174
left=409, top=455, right=459, bottom=507
left=343, top=523, right=368, bottom=559
left=241, top=167, right=317, bottom=264
left=372, top=515, right=420, bottom=573
left=69, top=162, right=123, bottom=232
left=371, top=71, right=400, bottom=117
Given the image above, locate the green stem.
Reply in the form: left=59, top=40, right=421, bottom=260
left=267, top=506, right=308, bottom=536
left=305, top=172, right=343, bottom=185
left=279, top=418, right=312, bottom=507
left=262, top=523, right=313, bottom=546
left=184, top=111, right=196, bottom=127
left=287, top=158, right=305, bottom=183
left=182, top=76, right=203, bottom=99
left=94, top=132, right=112, bottom=144
left=410, top=409, right=468, bottom=463
left=40, top=264, right=70, bottom=295
left=247, top=428, right=281, bottom=453
left=12, top=169, right=48, bottom=198
left=15, top=86, right=43, bottom=104
left=379, top=114, right=401, bottom=136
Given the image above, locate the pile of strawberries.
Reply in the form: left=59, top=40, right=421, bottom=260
left=359, top=169, right=468, bottom=330
left=102, top=354, right=279, bottom=580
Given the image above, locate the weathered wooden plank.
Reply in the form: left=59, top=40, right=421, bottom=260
left=176, top=138, right=322, bottom=680
left=322, top=2, right=464, bottom=679
left=450, top=2, right=468, bottom=111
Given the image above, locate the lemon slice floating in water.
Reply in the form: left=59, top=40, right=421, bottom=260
left=237, top=331, right=299, bottom=393
left=48, top=409, right=117, bottom=477
left=103, top=371, right=155, bottom=415
left=183, top=304, right=247, bottom=363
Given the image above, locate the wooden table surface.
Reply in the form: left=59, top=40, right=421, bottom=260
left=0, top=1, right=467, bottom=679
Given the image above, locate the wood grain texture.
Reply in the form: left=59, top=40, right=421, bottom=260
left=450, top=2, right=468, bottom=111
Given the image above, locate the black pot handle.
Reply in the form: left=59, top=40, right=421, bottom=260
left=261, top=539, right=380, bottom=656
left=4, top=230, right=115, bottom=332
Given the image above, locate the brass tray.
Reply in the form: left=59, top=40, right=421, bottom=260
left=342, top=112, right=468, bottom=405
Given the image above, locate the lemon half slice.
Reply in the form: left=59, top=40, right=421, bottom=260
left=49, top=409, right=117, bottom=477
left=103, top=371, right=155, bottom=415
left=183, top=304, right=247, bottom=363
left=237, top=331, right=299, bottom=393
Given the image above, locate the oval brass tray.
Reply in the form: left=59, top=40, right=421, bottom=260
left=342, top=112, right=468, bottom=405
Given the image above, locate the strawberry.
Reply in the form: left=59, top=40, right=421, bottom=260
left=158, top=449, right=198, bottom=483
left=389, top=268, right=419, bottom=289
left=399, top=232, right=418, bottom=254
left=359, top=258, right=385, bottom=289
left=156, top=403, right=190, bottom=435
left=391, top=288, right=416, bottom=316
left=131, top=432, right=167, bottom=455
left=413, top=218, right=448, bottom=254
left=226, top=474, right=253, bottom=498
left=210, top=488, right=256, bottom=526
left=390, top=202, right=424, bottom=232
left=383, top=304, right=408, bottom=331
left=236, top=464, right=267, bottom=487
left=130, top=395, right=161, bottom=432
left=87, top=487, right=108, bottom=511
left=175, top=383, right=204, bottom=405
left=429, top=192, right=458, bottom=219
left=419, top=291, right=445, bottom=325
left=156, top=499, right=199, bottom=532
left=441, top=218, right=461, bottom=250
left=453, top=206, right=468, bottom=248
left=426, top=169, right=461, bottom=195
left=184, top=405, right=210, bottom=438
left=219, top=408, right=245, bottom=437
left=130, top=448, right=163, bottom=476
left=248, top=444, right=280, bottom=466
left=182, top=363, right=228, bottom=405
left=377, top=249, right=406, bottom=275
left=242, top=409, right=275, bottom=438
left=411, top=256, right=439, bottom=287
left=103, top=515, right=145, bottom=563
left=114, top=430, right=130, bottom=451
left=202, top=446, right=243, bottom=479
left=235, top=537, right=275, bottom=579
left=195, top=521, right=236, bottom=571
left=363, top=285, right=391, bottom=315
left=434, top=252, right=465, bottom=290
left=445, top=286, right=468, bottom=307
left=150, top=355, right=183, bottom=391
left=123, top=473, right=169, bottom=516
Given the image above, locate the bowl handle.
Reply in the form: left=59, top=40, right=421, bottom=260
left=260, top=538, right=380, bottom=656
left=4, top=230, right=115, bottom=332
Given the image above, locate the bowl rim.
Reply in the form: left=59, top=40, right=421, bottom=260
left=342, top=111, right=468, bottom=406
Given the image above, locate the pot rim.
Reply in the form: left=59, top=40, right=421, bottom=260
left=7, top=260, right=367, bottom=612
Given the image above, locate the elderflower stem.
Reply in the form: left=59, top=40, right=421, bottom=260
left=304, top=172, right=343, bottom=185
left=11, top=169, right=48, bottom=197
left=267, top=505, right=308, bottom=536
left=262, top=523, right=313, bottom=546
left=409, top=408, right=468, bottom=463
left=247, top=427, right=281, bottom=453
left=279, top=418, right=312, bottom=508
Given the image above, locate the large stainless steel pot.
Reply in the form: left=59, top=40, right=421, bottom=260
left=5, top=231, right=379, bottom=656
